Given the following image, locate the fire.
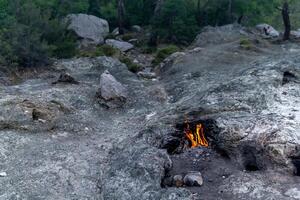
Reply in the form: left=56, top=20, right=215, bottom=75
left=184, top=122, right=208, bottom=148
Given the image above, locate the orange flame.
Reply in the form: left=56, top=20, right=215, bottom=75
left=184, top=122, right=208, bottom=148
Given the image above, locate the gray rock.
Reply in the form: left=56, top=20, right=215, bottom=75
left=105, top=39, right=134, bottom=52
left=192, top=24, right=245, bottom=47
left=183, top=172, right=203, bottom=186
left=131, top=25, right=142, bottom=33
left=137, top=69, right=156, bottom=79
left=256, top=23, right=280, bottom=37
left=97, top=70, right=128, bottom=108
left=67, top=14, right=109, bottom=45
left=291, top=30, right=300, bottom=39
left=52, top=73, right=79, bottom=84
left=111, top=27, right=119, bottom=36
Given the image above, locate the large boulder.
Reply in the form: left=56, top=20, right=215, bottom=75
left=105, top=39, right=134, bottom=52
left=67, top=14, right=109, bottom=45
left=256, top=23, right=280, bottom=38
left=97, top=70, right=128, bottom=108
left=291, top=29, right=300, bottom=39
left=192, top=24, right=245, bottom=47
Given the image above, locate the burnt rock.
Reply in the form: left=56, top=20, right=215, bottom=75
left=183, top=171, right=203, bottom=186
left=97, top=70, right=128, bottom=108
left=173, top=175, right=184, bottom=187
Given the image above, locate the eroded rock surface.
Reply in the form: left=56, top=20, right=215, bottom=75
left=1, top=26, right=300, bottom=200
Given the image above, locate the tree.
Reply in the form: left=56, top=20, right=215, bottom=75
left=150, top=0, right=199, bottom=44
left=281, top=0, right=291, bottom=40
left=148, top=0, right=164, bottom=46
left=117, top=0, right=125, bottom=34
left=88, top=0, right=101, bottom=17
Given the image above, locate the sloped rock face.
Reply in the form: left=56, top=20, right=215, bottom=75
left=1, top=26, right=300, bottom=200
left=103, top=26, right=300, bottom=200
left=67, top=14, right=109, bottom=45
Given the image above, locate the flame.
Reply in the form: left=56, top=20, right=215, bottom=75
left=184, top=122, right=208, bottom=148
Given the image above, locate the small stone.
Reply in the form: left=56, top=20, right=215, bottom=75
left=183, top=171, right=203, bottom=186
left=173, top=175, right=183, bottom=187
left=38, top=119, right=46, bottom=123
left=0, top=172, right=7, bottom=177
left=52, top=73, right=79, bottom=84
left=222, top=176, right=226, bottom=179
left=137, top=71, right=156, bottom=79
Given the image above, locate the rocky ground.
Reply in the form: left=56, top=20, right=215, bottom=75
left=1, top=25, right=300, bottom=200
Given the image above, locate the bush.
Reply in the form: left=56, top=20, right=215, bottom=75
left=151, top=0, right=199, bottom=44
left=121, top=33, right=137, bottom=41
left=240, top=38, right=254, bottom=50
left=78, top=45, right=118, bottom=58
left=119, top=55, right=141, bottom=73
left=0, top=0, right=77, bottom=67
left=152, top=45, right=179, bottom=65
left=141, top=46, right=157, bottom=54
left=98, top=45, right=118, bottom=56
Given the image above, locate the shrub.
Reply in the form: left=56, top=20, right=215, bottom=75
left=151, top=0, right=199, bottom=44
left=140, top=46, right=157, bottom=54
left=119, top=55, right=141, bottom=73
left=121, top=33, right=137, bottom=41
left=98, top=45, right=118, bottom=56
left=240, top=38, right=254, bottom=50
left=152, top=45, right=179, bottom=65
left=78, top=45, right=118, bottom=58
left=0, top=0, right=77, bottom=67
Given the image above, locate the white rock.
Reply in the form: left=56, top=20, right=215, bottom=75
left=256, top=24, right=279, bottom=37
left=183, top=171, right=203, bottom=186
left=285, top=188, right=300, bottom=199
left=291, top=30, right=300, bottom=39
left=0, top=172, right=7, bottom=177
left=105, top=39, right=134, bottom=52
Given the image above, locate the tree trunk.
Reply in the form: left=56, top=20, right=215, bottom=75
left=148, top=0, right=164, bottom=46
left=118, top=0, right=126, bottom=35
left=154, top=0, right=164, bottom=15
left=282, top=1, right=291, bottom=40
left=237, top=14, right=244, bottom=24
left=228, top=0, right=233, bottom=23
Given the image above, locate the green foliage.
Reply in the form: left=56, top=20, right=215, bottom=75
left=153, top=45, right=179, bottom=65
left=119, top=55, right=141, bottom=73
left=88, top=0, right=101, bottom=17
left=0, top=0, right=77, bottom=67
left=239, top=38, right=254, bottom=50
left=151, top=0, right=199, bottom=44
left=1, top=0, right=300, bottom=68
left=79, top=45, right=119, bottom=58
left=121, top=33, right=136, bottom=41
left=98, top=45, right=118, bottom=56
